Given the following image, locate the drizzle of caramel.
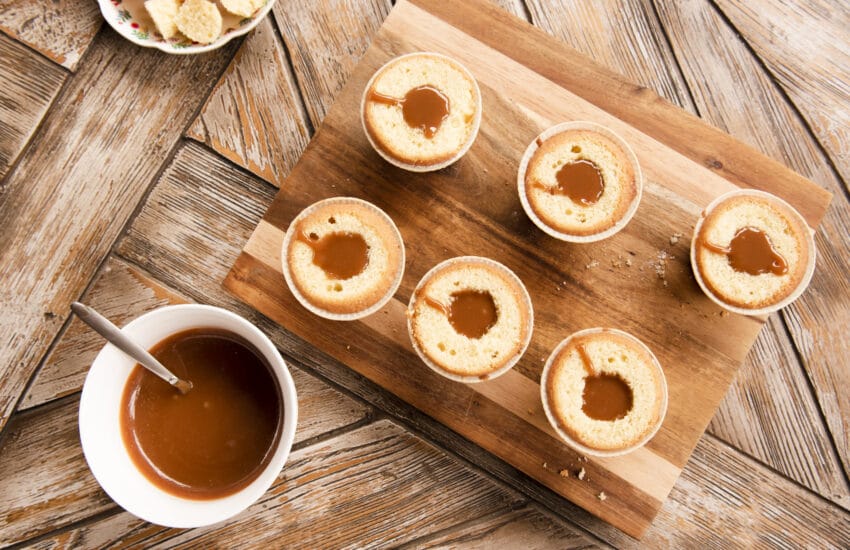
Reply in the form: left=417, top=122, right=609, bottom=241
left=576, top=343, right=634, bottom=421
left=701, top=226, right=788, bottom=276
left=423, top=290, right=498, bottom=339
left=295, top=228, right=369, bottom=280
left=532, top=160, right=604, bottom=205
left=367, top=85, right=450, bottom=138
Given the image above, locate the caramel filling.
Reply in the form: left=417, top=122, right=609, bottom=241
left=533, top=160, right=604, bottom=205
left=296, top=228, right=369, bottom=280
left=423, top=290, right=498, bottom=339
left=368, top=85, right=450, bottom=138
left=577, top=344, right=634, bottom=421
left=701, top=226, right=788, bottom=276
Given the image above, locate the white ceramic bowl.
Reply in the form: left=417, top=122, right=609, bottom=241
left=79, top=304, right=298, bottom=528
left=517, top=121, right=643, bottom=243
left=360, top=52, right=483, bottom=172
left=98, top=0, right=276, bottom=54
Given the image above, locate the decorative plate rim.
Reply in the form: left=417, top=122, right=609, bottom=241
left=97, top=0, right=276, bottom=54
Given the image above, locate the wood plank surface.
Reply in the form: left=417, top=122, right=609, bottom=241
left=186, top=18, right=311, bottom=188
left=0, top=34, right=65, bottom=181
left=654, top=0, right=850, bottom=496
left=0, top=0, right=101, bottom=70
left=713, top=0, right=850, bottom=191
left=222, top=0, right=832, bottom=537
left=0, top=31, right=238, bottom=435
left=401, top=507, right=601, bottom=550
left=272, top=0, right=392, bottom=127
left=524, top=0, right=693, bottom=111
left=8, top=421, right=532, bottom=549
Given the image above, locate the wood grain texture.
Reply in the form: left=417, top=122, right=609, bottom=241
left=713, top=0, right=850, bottom=191
left=186, top=18, right=311, bottom=188
left=0, top=397, right=114, bottom=546
left=222, top=0, right=832, bottom=537
left=654, top=0, right=850, bottom=502
left=634, top=433, right=850, bottom=548
left=0, top=34, right=65, bottom=181
left=0, top=32, right=238, bottom=435
left=0, top=0, right=101, bottom=70
left=524, top=0, right=694, bottom=111
left=14, top=421, right=528, bottom=549
left=401, top=507, right=601, bottom=550
left=272, top=0, right=392, bottom=127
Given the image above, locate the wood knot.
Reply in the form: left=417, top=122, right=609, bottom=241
left=706, top=158, right=723, bottom=170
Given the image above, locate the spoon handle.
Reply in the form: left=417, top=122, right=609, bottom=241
left=71, top=302, right=189, bottom=392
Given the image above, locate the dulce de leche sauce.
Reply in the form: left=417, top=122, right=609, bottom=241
left=577, top=344, right=633, bottom=421
left=701, top=226, right=788, bottom=276
left=296, top=228, right=369, bottom=280
left=533, top=160, right=604, bottom=205
left=120, top=328, right=282, bottom=500
left=368, top=85, right=450, bottom=138
left=424, top=290, right=498, bottom=339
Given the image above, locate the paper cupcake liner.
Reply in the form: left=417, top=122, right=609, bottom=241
left=540, top=327, right=668, bottom=458
left=689, top=189, right=817, bottom=316
left=517, top=121, right=643, bottom=243
left=360, top=52, right=483, bottom=173
left=281, top=197, right=405, bottom=321
left=407, top=256, right=534, bottom=383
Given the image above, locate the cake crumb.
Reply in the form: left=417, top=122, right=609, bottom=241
left=542, top=462, right=548, bottom=470
left=346, top=345, right=351, bottom=350
left=527, top=408, right=534, bottom=415
left=625, top=258, right=632, bottom=267
left=719, top=310, right=729, bottom=317
left=585, top=260, right=599, bottom=269
left=669, top=232, right=683, bottom=245
left=576, top=467, right=586, bottom=480
left=598, top=491, right=607, bottom=501
left=559, top=469, right=569, bottom=478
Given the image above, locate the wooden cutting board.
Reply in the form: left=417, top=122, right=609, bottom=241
left=224, top=0, right=831, bottom=538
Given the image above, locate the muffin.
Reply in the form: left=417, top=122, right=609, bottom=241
left=407, top=257, right=532, bottom=382
left=541, top=328, right=667, bottom=456
left=282, top=198, right=405, bottom=320
left=518, top=122, right=641, bottom=242
left=361, top=52, right=482, bottom=172
left=691, top=189, right=815, bottom=313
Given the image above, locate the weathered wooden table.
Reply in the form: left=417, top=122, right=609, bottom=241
left=1, top=0, right=848, bottom=547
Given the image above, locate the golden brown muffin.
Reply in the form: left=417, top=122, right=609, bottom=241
left=542, top=329, right=666, bottom=453
left=284, top=198, right=404, bottom=317
left=523, top=127, right=638, bottom=238
left=408, top=258, right=532, bottom=381
left=693, top=191, right=812, bottom=310
left=362, top=52, right=481, bottom=170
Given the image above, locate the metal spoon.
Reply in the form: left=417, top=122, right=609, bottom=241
left=71, top=302, right=193, bottom=394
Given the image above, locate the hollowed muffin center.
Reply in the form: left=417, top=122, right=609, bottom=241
left=300, top=230, right=369, bottom=280
left=448, top=290, right=497, bottom=339
left=582, top=373, right=633, bottom=421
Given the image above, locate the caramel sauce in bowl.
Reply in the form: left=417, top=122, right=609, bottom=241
left=79, top=305, right=298, bottom=528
